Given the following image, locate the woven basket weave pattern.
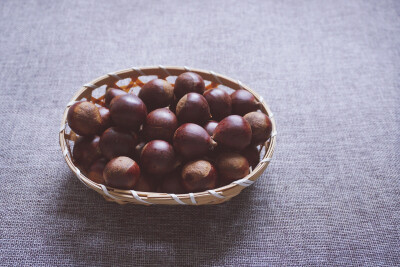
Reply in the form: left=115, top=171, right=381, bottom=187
left=59, top=66, right=277, bottom=205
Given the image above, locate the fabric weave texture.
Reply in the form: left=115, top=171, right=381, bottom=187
left=0, top=0, right=399, bottom=266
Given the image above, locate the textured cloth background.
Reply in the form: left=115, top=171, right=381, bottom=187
left=0, top=0, right=399, bottom=266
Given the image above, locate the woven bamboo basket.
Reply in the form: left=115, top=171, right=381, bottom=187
left=59, top=66, right=277, bottom=205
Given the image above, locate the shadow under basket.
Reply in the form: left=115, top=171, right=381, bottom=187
left=59, top=66, right=277, bottom=205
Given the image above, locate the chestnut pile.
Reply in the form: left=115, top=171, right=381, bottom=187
left=67, top=72, right=272, bottom=193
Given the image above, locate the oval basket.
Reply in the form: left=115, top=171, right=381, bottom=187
left=59, top=66, right=277, bottom=205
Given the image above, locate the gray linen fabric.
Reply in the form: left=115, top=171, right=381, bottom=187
left=0, top=0, right=399, bottom=266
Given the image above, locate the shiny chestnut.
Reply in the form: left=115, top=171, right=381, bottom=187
left=174, top=72, right=205, bottom=100
left=173, top=123, right=217, bottom=159
left=231, top=90, right=260, bottom=116
left=110, top=94, right=147, bottom=131
left=212, top=115, right=252, bottom=151
left=138, top=79, right=174, bottom=111
left=141, top=140, right=177, bottom=175
left=143, top=108, right=178, bottom=142
left=203, top=88, right=232, bottom=121
left=176, top=93, right=211, bottom=124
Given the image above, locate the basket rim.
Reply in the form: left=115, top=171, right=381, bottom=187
left=59, top=65, right=277, bottom=205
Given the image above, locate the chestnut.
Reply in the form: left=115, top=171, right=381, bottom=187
left=134, top=174, right=157, bottom=192
left=143, top=108, right=178, bottom=142
left=216, top=152, right=250, bottom=183
left=67, top=101, right=102, bottom=136
left=173, top=123, right=217, bottom=159
left=141, top=140, right=177, bottom=175
left=243, top=111, right=273, bottom=145
left=242, top=146, right=260, bottom=169
left=176, top=93, right=211, bottom=124
left=181, top=160, right=218, bottom=192
left=103, top=156, right=140, bottom=189
left=105, top=88, right=126, bottom=107
left=203, top=88, right=232, bottom=121
left=99, top=127, right=138, bottom=160
left=110, top=94, right=147, bottom=131
left=203, top=121, right=218, bottom=136
left=231, top=90, right=260, bottom=116
left=174, top=72, right=205, bottom=100
left=98, top=107, right=112, bottom=133
left=133, top=141, right=146, bottom=163
left=88, top=158, right=108, bottom=184
left=72, top=135, right=102, bottom=170
left=212, top=115, right=252, bottom=151
left=157, top=170, right=187, bottom=194
left=138, top=79, right=174, bottom=111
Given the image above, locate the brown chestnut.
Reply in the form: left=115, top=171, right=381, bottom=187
left=134, top=174, right=157, bottom=192
left=138, top=79, right=174, bottom=111
left=157, top=170, right=187, bottom=194
left=243, top=111, right=273, bottom=145
left=88, top=158, right=108, bottom=184
left=99, top=127, right=138, bottom=160
left=176, top=93, right=211, bottom=124
left=212, top=115, right=252, bottom=151
left=216, top=152, right=250, bottom=183
left=141, top=140, right=177, bottom=175
left=231, top=90, right=260, bottom=116
left=203, top=88, right=232, bottom=121
left=105, top=88, right=126, bottom=107
left=174, top=72, right=205, bottom=100
left=98, top=107, right=112, bottom=133
left=143, top=108, right=178, bottom=142
left=173, top=123, right=217, bottom=159
left=72, top=135, right=102, bottom=170
left=242, top=146, right=260, bottom=169
left=203, top=121, right=218, bottom=136
left=133, top=141, right=146, bottom=163
left=103, top=156, right=140, bottom=189
left=110, top=94, right=147, bottom=131
left=67, top=101, right=102, bottom=136
left=181, top=160, right=218, bottom=192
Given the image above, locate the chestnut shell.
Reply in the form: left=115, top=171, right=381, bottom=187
left=67, top=101, right=102, bottom=136
left=173, top=123, right=216, bottom=159
left=181, top=160, right=218, bottom=192
left=243, top=111, right=273, bottom=145
left=157, top=170, right=187, bottom=194
left=103, top=156, right=140, bottom=190
left=176, top=93, right=211, bottom=124
left=105, top=88, right=127, bottom=107
left=138, top=79, right=174, bottom=111
left=110, top=94, right=147, bottom=131
left=242, top=146, right=260, bottom=169
left=174, top=72, right=205, bottom=100
left=98, top=107, right=112, bottom=133
left=203, top=88, right=232, bottom=121
left=203, top=121, right=218, bottom=136
left=140, top=140, right=177, bottom=175
left=143, top=108, right=178, bottom=142
left=216, top=152, right=250, bottom=183
left=134, top=174, right=157, bottom=192
left=99, top=127, right=138, bottom=160
left=212, top=115, right=252, bottom=151
left=88, top=158, right=108, bottom=184
left=231, top=90, right=259, bottom=116
left=72, top=135, right=102, bottom=170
